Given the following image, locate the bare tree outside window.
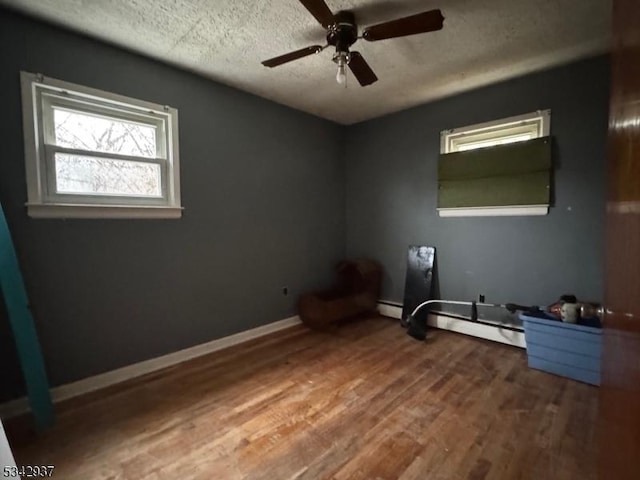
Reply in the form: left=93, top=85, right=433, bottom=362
left=53, top=109, right=161, bottom=197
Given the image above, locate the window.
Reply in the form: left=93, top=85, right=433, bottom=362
left=438, top=111, right=551, bottom=217
left=21, top=72, right=182, bottom=219
left=441, top=110, right=550, bottom=154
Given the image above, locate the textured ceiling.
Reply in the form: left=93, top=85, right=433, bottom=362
left=1, top=0, right=611, bottom=124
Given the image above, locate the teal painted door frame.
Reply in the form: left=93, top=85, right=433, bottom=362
left=0, top=202, right=54, bottom=429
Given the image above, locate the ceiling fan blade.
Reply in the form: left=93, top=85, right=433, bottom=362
left=362, top=9, right=444, bottom=41
left=348, top=52, right=378, bottom=87
left=298, top=0, right=335, bottom=28
left=262, top=45, right=323, bottom=68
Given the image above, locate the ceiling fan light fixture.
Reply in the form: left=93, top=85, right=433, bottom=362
left=333, top=51, right=349, bottom=85
left=336, top=63, right=347, bottom=85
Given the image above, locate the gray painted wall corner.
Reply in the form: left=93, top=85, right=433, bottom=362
left=345, top=55, right=609, bottom=311
left=0, top=9, right=346, bottom=402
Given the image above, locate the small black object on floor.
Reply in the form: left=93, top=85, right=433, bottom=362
left=406, top=314, right=427, bottom=341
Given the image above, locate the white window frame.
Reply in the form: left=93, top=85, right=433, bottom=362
left=438, top=110, right=551, bottom=218
left=20, top=72, right=182, bottom=219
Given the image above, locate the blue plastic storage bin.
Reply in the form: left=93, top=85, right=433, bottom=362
left=519, top=312, right=602, bottom=386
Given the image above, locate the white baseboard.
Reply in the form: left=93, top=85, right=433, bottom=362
left=0, top=316, right=302, bottom=420
left=428, top=314, right=526, bottom=348
left=377, top=302, right=403, bottom=319
left=377, top=302, right=526, bottom=348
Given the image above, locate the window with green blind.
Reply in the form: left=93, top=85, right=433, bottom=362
left=438, top=110, right=552, bottom=217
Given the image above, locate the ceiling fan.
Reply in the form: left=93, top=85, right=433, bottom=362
left=261, top=0, right=444, bottom=87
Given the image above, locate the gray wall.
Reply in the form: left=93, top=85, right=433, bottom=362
left=345, top=56, right=609, bottom=315
left=0, top=10, right=345, bottom=402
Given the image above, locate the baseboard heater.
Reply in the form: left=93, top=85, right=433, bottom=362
left=427, top=310, right=524, bottom=333
left=377, top=300, right=526, bottom=348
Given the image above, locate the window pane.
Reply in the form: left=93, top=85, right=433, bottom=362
left=456, top=133, right=534, bottom=152
left=53, top=108, right=157, bottom=158
left=55, top=154, right=162, bottom=197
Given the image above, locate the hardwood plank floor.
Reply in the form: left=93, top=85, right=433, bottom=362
left=8, top=316, right=598, bottom=479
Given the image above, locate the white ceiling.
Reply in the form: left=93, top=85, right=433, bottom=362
left=1, top=0, right=611, bottom=124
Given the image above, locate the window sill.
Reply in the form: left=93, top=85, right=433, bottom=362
left=26, top=203, right=183, bottom=219
left=438, top=206, right=548, bottom=217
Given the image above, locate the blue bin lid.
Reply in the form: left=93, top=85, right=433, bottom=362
left=519, top=312, right=602, bottom=333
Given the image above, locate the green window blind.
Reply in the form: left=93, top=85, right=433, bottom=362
left=438, top=136, right=552, bottom=209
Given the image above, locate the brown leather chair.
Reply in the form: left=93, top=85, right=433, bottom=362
left=298, top=259, right=382, bottom=329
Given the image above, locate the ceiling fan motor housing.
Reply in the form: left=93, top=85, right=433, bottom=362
left=327, top=11, right=358, bottom=54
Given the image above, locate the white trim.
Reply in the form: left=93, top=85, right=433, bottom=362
left=444, top=110, right=551, bottom=136
left=377, top=302, right=525, bottom=348
left=428, top=314, right=526, bottom=348
left=20, top=71, right=181, bottom=219
left=440, top=109, right=551, bottom=153
left=438, top=205, right=549, bottom=217
left=377, top=302, right=402, bottom=319
left=26, top=203, right=184, bottom=219
left=0, top=316, right=301, bottom=419
left=22, top=72, right=173, bottom=118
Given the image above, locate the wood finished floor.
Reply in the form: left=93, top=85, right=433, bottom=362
left=10, top=316, right=598, bottom=479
